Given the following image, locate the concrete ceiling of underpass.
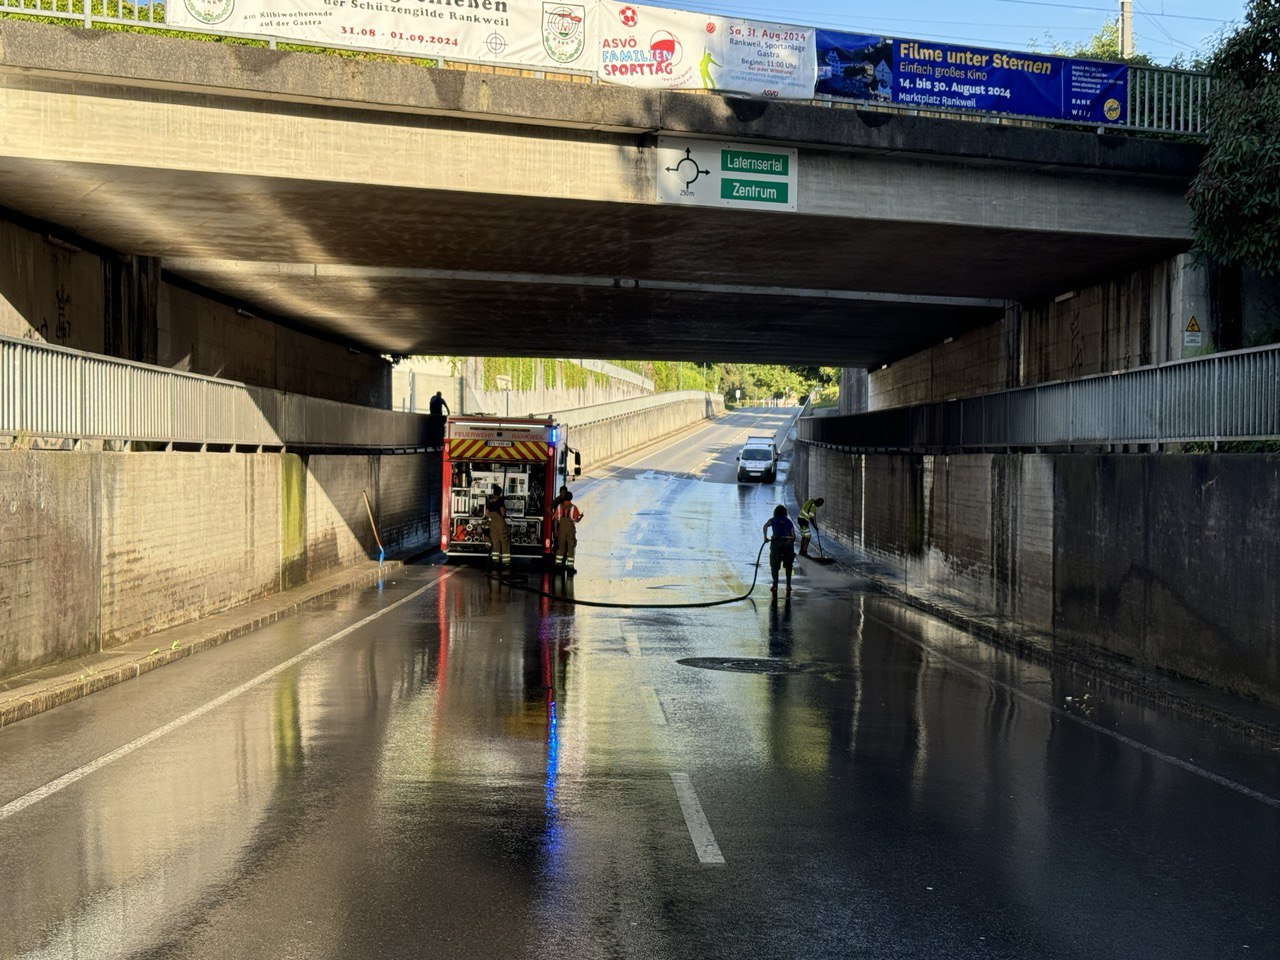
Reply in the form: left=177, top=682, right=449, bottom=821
left=0, top=161, right=1187, bottom=366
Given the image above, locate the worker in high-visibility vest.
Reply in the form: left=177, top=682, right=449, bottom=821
left=798, top=497, right=824, bottom=557
left=553, top=494, right=584, bottom=575
left=486, top=486, right=511, bottom=568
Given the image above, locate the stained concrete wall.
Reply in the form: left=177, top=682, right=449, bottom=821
left=305, top=456, right=375, bottom=579
left=1054, top=456, right=1280, bottom=701
left=0, top=449, right=438, bottom=679
left=98, top=454, right=282, bottom=645
left=158, top=284, right=390, bottom=407
left=796, top=443, right=1280, bottom=703
left=867, top=322, right=1010, bottom=410
left=0, top=452, right=100, bottom=678
left=865, top=254, right=1254, bottom=410
left=0, top=212, right=390, bottom=407
left=798, top=445, right=1055, bottom=632
left=0, top=218, right=107, bottom=355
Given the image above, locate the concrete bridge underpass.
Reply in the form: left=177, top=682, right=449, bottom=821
left=0, top=20, right=1200, bottom=367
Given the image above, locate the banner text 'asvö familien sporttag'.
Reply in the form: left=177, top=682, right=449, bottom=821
left=168, top=0, right=1127, bottom=124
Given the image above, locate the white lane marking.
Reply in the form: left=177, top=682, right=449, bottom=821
left=641, top=687, right=668, bottom=726
left=868, top=611, right=1280, bottom=811
left=624, top=632, right=642, bottom=658
left=670, top=772, right=725, bottom=865
left=0, top=569, right=462, bottom=823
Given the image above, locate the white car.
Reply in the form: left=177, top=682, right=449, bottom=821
left=737, top=440, right=777, bottom=483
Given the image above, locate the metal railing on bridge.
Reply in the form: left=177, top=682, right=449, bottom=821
left=799, top=343, right=1280, bottom=452
left=0, top=333, right=431, bottom=450
left=0, top=1, right=1212, bottom=138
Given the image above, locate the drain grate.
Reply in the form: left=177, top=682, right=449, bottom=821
left=678, top=657, right=846, bottom=677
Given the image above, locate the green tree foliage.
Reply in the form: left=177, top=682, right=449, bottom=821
left=1031, top=18, right=1154, bottom=65
left=1188, top=0, right=1280, bottom=282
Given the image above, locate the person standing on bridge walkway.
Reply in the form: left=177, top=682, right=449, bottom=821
left=798, top=497, right=823, bottom=557
left=554, top=494, right=583, bottom=576
left=428, top=391, right=450, bottom=447
left=763, top=504, right=796, bottom=597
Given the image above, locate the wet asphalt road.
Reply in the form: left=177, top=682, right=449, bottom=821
left=2, top=408, right=1279, bottom=960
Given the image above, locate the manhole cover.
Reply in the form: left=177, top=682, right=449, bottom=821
left=678, top=657, right=846, bottom=677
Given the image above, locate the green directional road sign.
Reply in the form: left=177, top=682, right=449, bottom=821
left=656, top=138, right=798, bottom=212
left=721, top=178, right=790, bottom=204
left=721, top=149, right=790, bottom=177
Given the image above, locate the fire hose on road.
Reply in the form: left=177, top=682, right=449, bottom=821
left=487, top=541, right=770, bottom=610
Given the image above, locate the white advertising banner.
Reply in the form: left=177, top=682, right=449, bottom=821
left=716, top=17, right=816, bottom=99
left=594, top=3, right=815, bottom=97
left=594, top=2, right=713, bottom=89
left=167, top=0, right=597, bottom=72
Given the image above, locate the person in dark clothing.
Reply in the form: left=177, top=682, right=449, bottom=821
left=428, top=391, right=449, bottom=447
left=551, top=485, right=572, bottom=511
left=762, top=504, right=796, bottom=597
left=485, top=484, right=510, bottom=568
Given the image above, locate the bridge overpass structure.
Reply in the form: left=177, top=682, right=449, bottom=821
left=0, top=19, right=1203, bottom=369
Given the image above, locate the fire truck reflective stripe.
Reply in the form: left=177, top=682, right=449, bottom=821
left=447, top=439, right=550, bottom=462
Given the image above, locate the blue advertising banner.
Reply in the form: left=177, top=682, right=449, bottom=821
left=814, top=30, right=1127, bottom=124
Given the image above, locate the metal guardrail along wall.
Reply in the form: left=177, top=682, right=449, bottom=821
left=0, top=333, right=431, bottom=449
left=0, top=2, right=1211, bottom=137
left=800, top=343, right=1280, bottom=451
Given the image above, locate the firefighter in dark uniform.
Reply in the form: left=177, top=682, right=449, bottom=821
left=553, top=493, right=583, bottom=575
left=485, top=484, right=511, bottom=568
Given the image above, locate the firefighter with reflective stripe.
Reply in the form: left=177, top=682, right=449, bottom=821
left=798, top=496, right=824, bottom=557
left=486, top=485, right=511, bottom=568
left=553, top=493, right=583, bottom=575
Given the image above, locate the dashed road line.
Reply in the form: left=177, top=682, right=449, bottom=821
left=670, top=772, right=725, bottom=865
left=641, top=686, right=668, bottom=726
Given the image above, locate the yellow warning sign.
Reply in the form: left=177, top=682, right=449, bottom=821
left=1184, top=315, right=1203, bottom=348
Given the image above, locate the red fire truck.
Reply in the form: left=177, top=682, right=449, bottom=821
left=441, top=416, right=580, bottom=561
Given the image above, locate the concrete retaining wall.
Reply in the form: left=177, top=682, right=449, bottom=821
left=571, top=397, right=719, bottom=468
left=393, top=358, right=651, bottom=416
left=1054, top=456, right=1280, bottom=701
left=796, top=444, right=1280, bottom=703
left=0, top=449, right=438, bottom=679
left=98, top=453, right=282, bottom=645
